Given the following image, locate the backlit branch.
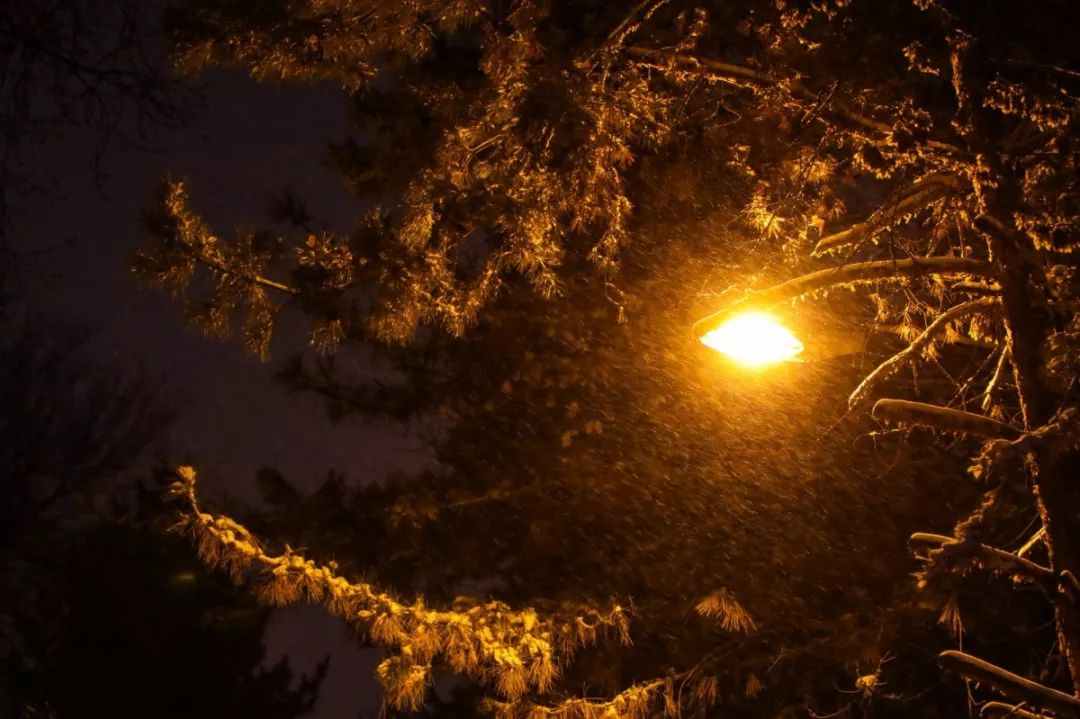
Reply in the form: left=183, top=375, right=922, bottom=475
left=938, top=651, right=1080, bottom=718
left=693, top=257, right=994, bottom=337
left=166, top=466, right=630, bottom=710
left=849, top=297, right=1000, bottom=409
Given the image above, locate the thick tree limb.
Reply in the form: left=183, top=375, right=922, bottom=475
left=974, top=214, right=1048, bottom=428
left=814, top=174, right=966, bottom=255
left=938, top=651, right=1080, bottom=718
left=848, top=297, right=999, bottom=408
left=909, top=533, right=1054, bottom=587
left=872, top=399, right=1023, bottom=439
left=975, top=209, right=1080, bottom=692
left=693, top=257, right=995, bottom=337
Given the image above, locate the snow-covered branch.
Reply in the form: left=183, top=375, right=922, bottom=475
left=693, top=257, right=995, bottom=337
left=981, top=701, right=1046, bottom=719
left=487, top=675, right=671, bottom=719
left=938, top=651, right=1080, bottom=718
left=909, top=533, right=1054, bottom=588
left=166, top=466, right=630, bottom=710
left=871, top=399, right=1024, bottom=439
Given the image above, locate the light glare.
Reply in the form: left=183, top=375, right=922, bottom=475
left=700, top=312, right=804, bottom=367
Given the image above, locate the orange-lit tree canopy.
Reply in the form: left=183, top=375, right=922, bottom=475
left=137, top=1, right=1080, bottom=718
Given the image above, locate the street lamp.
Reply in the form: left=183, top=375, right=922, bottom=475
left=698, top=311, right=804, bottom=368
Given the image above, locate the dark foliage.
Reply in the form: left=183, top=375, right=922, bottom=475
left=0, top=318, right=323, bottom=717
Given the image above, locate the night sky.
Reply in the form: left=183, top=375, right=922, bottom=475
left=16, top=68, right=428, bottom=719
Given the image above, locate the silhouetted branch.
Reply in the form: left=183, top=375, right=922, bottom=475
left=624, top=48, right=966, bottom=155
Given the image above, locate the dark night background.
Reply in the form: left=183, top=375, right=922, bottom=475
left=13, top=67, right=416, bottom=719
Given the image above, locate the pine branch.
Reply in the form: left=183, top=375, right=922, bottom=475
left=198, top=252, right=299, bottom=296
left=624, top=46, right=771, bottom=89
left=623, top=48, right=965, bottom=155
left=693, top=257, right=994, bottom=337
left=166, top=466, right=630, bottom=709
left=938, top=651, right=1080, bottom=718
left=848, top=297, right=999, bottom=409
left=487, top=675, right=672, bottom=719
left=605, top=0, right=672, bottom=50
left=953, top=281, right=1002, bottom=295
left=813, top=174, right=965, bottom=255
left=872, top=399, right=1024, bottom=439
left=695, top=588, right=758, bottom=633
left=909, top=533, right=1055, bottom=588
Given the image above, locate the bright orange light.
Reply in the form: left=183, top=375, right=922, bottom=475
left=699, top=312, right=804, bottom=367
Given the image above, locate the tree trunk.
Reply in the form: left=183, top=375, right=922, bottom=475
left=1032, top=452, right=1080, bottom=694
left=978, top=210, right=1080, bottom=693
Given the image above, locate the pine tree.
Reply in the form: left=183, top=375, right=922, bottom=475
left=135, top=1, right=1080, bottom=717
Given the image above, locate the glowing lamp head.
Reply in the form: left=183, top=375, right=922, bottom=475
left=699, top=312, right=804, bottom=367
